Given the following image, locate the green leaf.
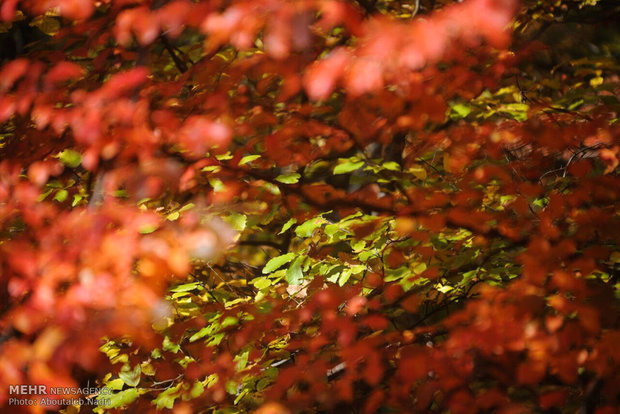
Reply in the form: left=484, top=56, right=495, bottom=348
left=324, top=223, right=340, bottom=237
left=54, top=189, right=68, bottom=202
left=170, top=282, right=201, bottom=293
left=38, top=189, right=53, bottom=202
left=382, top=161, right=400, bottom=171
left=138, top=224, right=158, bottom=234
left=208, top=178, right=226, bottom=192
left=207, top=332, right=225, bottom=346
left=152, top=384, right=181, bottom=410
left=201, top=165, right=221, bottom=173
left=358, top=250, right=375, bottom=261
left=162, top=336, right=180, bottom=353
left=72, top=194, right=83, bottom=207
left=221, top=316, right=238, bottom=328
left=295, top=217, right=324, bottom=238
left=286, top=256, right=304, bottom=285
left=338, top=269, right=352, bottom=286
left=105, top=378, right=125, bottom=391
left=351, top=240, right=366, bottom=252
left=189, top=327, right=211, bottom=343
left=234, top=389, right=249, bottom=405
left=498, top=103, right=529, bottom=121
left=263, top=253, right=296, bottom=274
left=108, top=388, right=140, bottom=408
left=450, top=103, right=472, bottom=119
left=234, top=349, right=249, bottom=371
left=239, top=154, right=261, bottom=165
left=251, top=277, right=271, bottom=290
left=58, top=149, right=81, bottom=168
left=334, top=160, right=364, bottom=175
left=119, top=364, right=141, bottom=387
left=190, top=381, right=204, bottom=398
left=224, top=212, right=247, bottom=231
left=279, top=218, right=296, bottom=234
left=437, top=284, right=453, bottom=293
left=215, top=152, right=233, bottom=160
left=225, top=380, right=238, bottom=395
left=275, top=172, right=300, bottom=184
left=179, top=203, right=195, bottom=213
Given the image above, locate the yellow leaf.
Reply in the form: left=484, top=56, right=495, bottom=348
left=408, top=164, right=427, bottom=180
left=31, top=16, right=60, bottom=36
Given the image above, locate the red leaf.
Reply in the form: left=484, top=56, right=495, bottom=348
left=99, top=67, right=149, bottom=99
left=45, top=62, right=85, bottom=85
left=304, top=50, right=348, bottom=100
left=1, top=0, right=17, bottom=21
left=179, top=116, right=232, bottom=156
left=0, top=59, right=29, bottom=91
left=57, top=0, right=95, bottom=20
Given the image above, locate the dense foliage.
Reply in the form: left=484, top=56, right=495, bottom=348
left=0, top=0, right=619, bottom=413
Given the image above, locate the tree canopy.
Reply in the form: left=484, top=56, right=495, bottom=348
left=0, top=0, right=619, bottom=413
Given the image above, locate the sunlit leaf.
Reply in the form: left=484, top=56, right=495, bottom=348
left=286, top=255, right=304, bottom=285
left=239, top=155, right=261, bottom=165
left=275, top=173, right=301, bottom=184
left=334, top=160, right=364, bottom=175
left=263, top=253, right=296, bottom=274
